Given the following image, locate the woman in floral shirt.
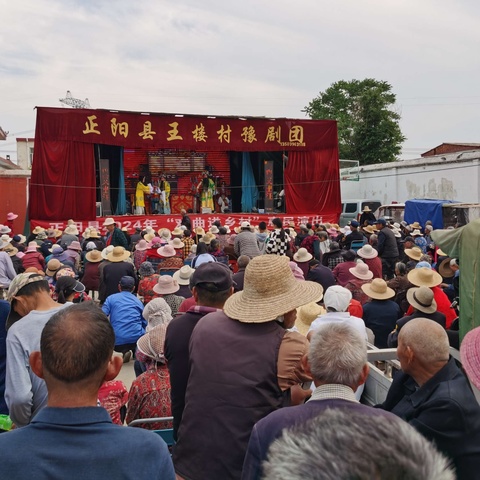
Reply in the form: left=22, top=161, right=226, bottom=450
left=137, top=261, right=159, bottom=305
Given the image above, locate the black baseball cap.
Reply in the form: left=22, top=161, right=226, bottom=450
left=191, top=263, right=235, bottom=292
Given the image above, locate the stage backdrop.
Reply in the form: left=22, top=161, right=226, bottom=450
left=30, top=107, right=340, bottom=220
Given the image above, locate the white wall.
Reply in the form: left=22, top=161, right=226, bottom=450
left=340, top=151, right=480, bottom=204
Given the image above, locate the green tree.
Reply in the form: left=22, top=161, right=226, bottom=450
left=304, top=79, right=406, bottom=164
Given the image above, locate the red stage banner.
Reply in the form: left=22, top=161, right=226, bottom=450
left=30, top=213, right=338, bottom=236
left=34, top=107, right=337, bottom=152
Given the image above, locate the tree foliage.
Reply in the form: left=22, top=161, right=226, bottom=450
left=304, top=79, right=406, bottom=165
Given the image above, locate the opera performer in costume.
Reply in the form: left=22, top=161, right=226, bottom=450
left=159, top=174, right=171, bottom=214
left=198, top=172, right=215, bottom=211
left=135, top=177, right=151, bottom=215
left=150, top=180, right=160, bottom=213
left=218, top=194, right=230, bottom=213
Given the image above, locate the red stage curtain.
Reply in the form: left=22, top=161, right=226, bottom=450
left=29, top=140, right=96, bottom=221
left=284, top=150, right=341, bottom=216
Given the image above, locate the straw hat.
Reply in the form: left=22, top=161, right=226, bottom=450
left=195, top=227, right=206, bottom=236
left=202, top=233, right=216, bottom=245
left=137, top=324, right=167, bottom=363
left=361, top=278, right=395, bottom=300
left=32, top=226, right=45, bottom=235
left=169, top=238, right=185, bottom=249
left=349, top=262, right=373, bottom=281
left=25, top=241, right=40, bottom=253
left=171, top=227, right=184, bottom=236
left=173, top=265, right=195, bottom=285
left=13, top=234, right=26, bottom=244
left=3, top=245, right=18, bottom=257
left=407, top=267, right=442, bottom=288
left=406, top=286, right=437, bottom=314
left=362, top=225, right=376, bottom=235
left=36, top=232, right=47, bottom=240
left=145, top=226, right=155, bottom=235
left=223, top=255, right=324, bottom=324
left=438, top=257, right=454, bottom=278
left=410, top=222, right=422, bottom=230
left=106, top=246, right=130, bottom=262
left=436, top=248, right=448, bottom=257
left=88, top=228, right=101, bottom=239
left=209, top=225, right=220, bottom=234
left=101, top=245, right=114, bottom=260
left=224, top=225, right=231, bottom=234
left=0, top=234, right=12, bottom=244
left=85, top=250, right=103, bottom=263
left=158, top=228, right=172, bottom=241
left=357, top=244, right=378, bottom=259
left=362, top=206, right=372, bottom=212
left=103, top=218, right=115, bottom=226
left=157, top=245, right=176, bottom=257
left=460, top=326, right=480, bottom=390
left=135, top=239, right=149, bottom=251
left=293, top=247, right=313, bottom=263
left=144, top=233, right=155, bottom=243
left=153, top=276, right=180, bottom=295
left=121, top=226, right=130, bottom=233
left=295, top=302, right=324, bottom=336
left=392, top=228, right=402, bottom=238
left=412, top=229, right=423, bottom=237
left=68, top=241, right=82, bottom=251
left=64, top=225, right=79, bottom=236
left=404, top=247, right=423, bottom=261
left=46, top=259, right=62, bottom=277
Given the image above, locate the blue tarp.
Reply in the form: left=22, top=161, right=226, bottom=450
left=404, top=198, right=458, bottom=229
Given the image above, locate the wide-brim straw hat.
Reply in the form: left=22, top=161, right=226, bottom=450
left=223, top=256, right=324, bottom=324
left=101, top=245, right=114, bottom=259
left=412, top=229, right=423, bottom=237
left=408, top=266, right=442, bottom=288
left=157, top=245, right=176, bottom=257
left=195, top=227, right=206, bottom=236
left=169, top=238, right=185, bottom=249
left=436, top=248, right=448, bottom=257
left=405, top=247, right=423, bottom=261
left=135, top=239, right=149, bottom=251
left=209, top=225, right=220, bottom=234
left=103, top=217, right=115, bottom=226
left=460, top=326, right=480, bottom=390
left=144, top=233, right=155, bottom=243
left=158, top=228, right=172, bottom=241
left=46, top=259, right=62, bottom=277
left=438, top=257, right=454, bottom=278
left=153, top=276, right=180, bottom=295
left=0, top=234, right=12, bottom=244
left=64, top=225, right=79, bottom=235
left=362, top=225, right=376, bottom=235
left=88, top=229, right=101, bottom=238
left=349, top=262, right=373, bottom=280
left=293, top=247, right=313, bottom=263
left=106, top=246, right=130, bottom=262
left=86, top=250, right=103, bottom=263
left=32, top=226, right=45, bottom=235
left=171, top=227, right=184, bottom=236
left=357, top=244, right=378, bottom=259
left=361, top=278, right=395, bottom=300
left=14, top=234, right=26, bottom=244
left=3, top=245, right=18, bottom=257
left=0, top=240, right=9, bottom=251
left=173, top=265, right=195, bottom=285
left=392, top=228, right=402, bottom=238
left=410, top=222, right=422, bottom=230
left=362, top=206, right=372, bottom=212
left=295, top=302, right=324, bottom=336
left=406, top=286, right=437, bottom=314
left=202, top=233, right=216, bottom=245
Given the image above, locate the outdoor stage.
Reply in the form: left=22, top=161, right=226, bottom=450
left=30, top=212, right=337, bottom=235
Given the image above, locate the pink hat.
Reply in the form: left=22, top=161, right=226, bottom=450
left=25, top=241, right=40, bottom=253
left=135, top=239, right=149, bottom=251
left=67, top=241, right=82, bottom=251
left=349, top=262, right=373, bottom=280
left=460, top=326, right=480, bottom=390
left=7, top=212, right=18, bottom=221
left=157, top=245, right=176, bottom=257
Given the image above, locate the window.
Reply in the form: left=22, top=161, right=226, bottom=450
left=29, top=147, right=34, bottom=167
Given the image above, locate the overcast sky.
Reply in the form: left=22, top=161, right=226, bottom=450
left=1, top=0, right=479, bottom=161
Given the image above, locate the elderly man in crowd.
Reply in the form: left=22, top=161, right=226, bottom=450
left=5, top=273, right=71, bottom=427
left=234, top=221, right=262, bottom=259
left=172, top=255, right=323, bottom=480
left=242, top=323, right=396, bottom=480
left=100, top=246, right=136, bottom=303
left=103, top=217, right=128, bottom=248
left=165, top=262, right=234, bottom=439
left=378, top=318, right=480, bottom=480
left=0, top=303, right=175, bottom=479
left=262, top=408, right=454, bottom=480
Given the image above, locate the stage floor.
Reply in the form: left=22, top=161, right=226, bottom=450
left=31, top=212, right=337, bottom=234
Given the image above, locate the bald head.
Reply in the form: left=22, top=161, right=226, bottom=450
left=399, top=318, right=450, bottom=365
